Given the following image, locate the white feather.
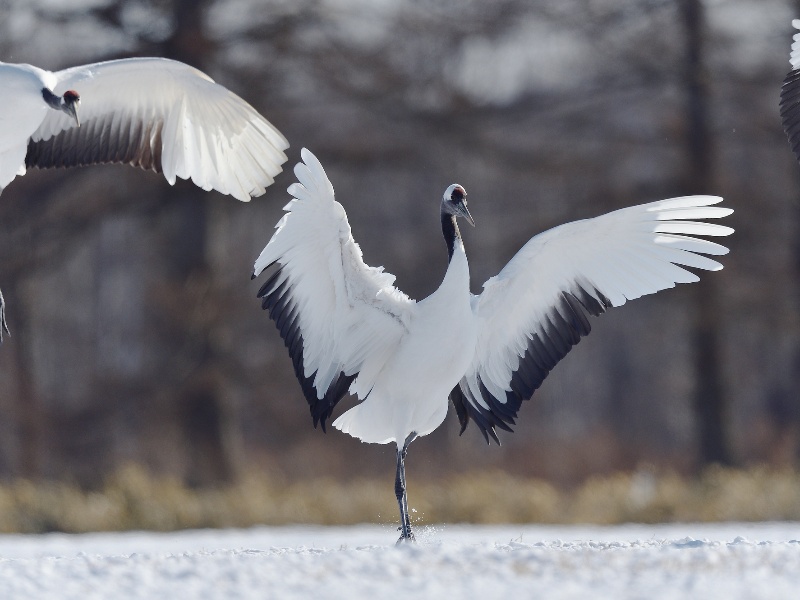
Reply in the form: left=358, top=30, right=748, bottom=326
left=253, top=149, right=416, bottom=408
left=462, top=196, right=733, bottom=420
left=791, top=19, right=800, bottom=70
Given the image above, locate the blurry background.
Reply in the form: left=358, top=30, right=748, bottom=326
left=0, top=0, right=799, bottom=530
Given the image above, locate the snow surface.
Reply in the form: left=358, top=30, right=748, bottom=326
left=0, top=522, right=799, bottom=599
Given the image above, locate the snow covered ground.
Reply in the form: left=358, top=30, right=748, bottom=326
left=0, top=522, right=799, bottom=599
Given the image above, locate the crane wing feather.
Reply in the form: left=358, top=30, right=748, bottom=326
left=781, top=20, right=800, bottom=165
left=452, top=195, right=733, bottom=443
left=26, top=57, right=288, bottom=201
left=253, top=148, right=415, bottom=430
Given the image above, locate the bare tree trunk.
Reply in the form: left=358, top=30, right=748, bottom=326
left=4, top=284, right=43, bottom=478
left=680, top=0, right=732, bottom=466
left=159, top=0, right=236, bottom=486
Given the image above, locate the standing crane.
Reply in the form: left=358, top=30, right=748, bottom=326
left=0, top=56, right=289, bottom=341
left=252, top=149, right=734, bottom=543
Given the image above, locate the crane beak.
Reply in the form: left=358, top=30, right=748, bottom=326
left=457, top=201, right=475, bottom=227
left=67, top=102, right=80, bottom=128
left=62, top=94, right=81, bottom=127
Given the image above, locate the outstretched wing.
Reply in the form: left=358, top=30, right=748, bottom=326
left=253, top=148, right=415, bottom=429
left=451, top=196, right=733, bottom=444
left=26, top=57, right=288, bottom=201
left=781, top=20, right=800, bottom=164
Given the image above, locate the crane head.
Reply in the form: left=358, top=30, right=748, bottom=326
left=61, top=90, right=81, bottom=127
left=443, top=184, right=475, bottom=227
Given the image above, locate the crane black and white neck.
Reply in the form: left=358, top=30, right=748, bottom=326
left=0, top=56, right=289, bottom=343
left=252, top=148, right=734, bottom=543
left=441, top=183, right=475, bottom=260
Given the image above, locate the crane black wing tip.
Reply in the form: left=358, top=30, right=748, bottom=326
left=481, top=426, right=501, bottom=446
left=450, top=382, right=505, bottom=446
left=456, top=415, right=499, bottom=446
left=252, top=260, right=278, bottom=286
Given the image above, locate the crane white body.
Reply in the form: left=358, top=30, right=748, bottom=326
left=334, top=245, right=476, bottom=444
left=253, top=149, right=734, bottom=541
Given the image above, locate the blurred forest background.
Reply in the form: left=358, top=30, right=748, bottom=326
left=1, top=0, right=800, bottom=528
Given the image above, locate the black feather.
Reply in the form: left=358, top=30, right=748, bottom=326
left=26, top=112, right=165, bottom=173
left=781, top=68, right=800, bottom=165
left=458, top=284, right=607, bottom=442
left=256, top=263, right=356, bottom=431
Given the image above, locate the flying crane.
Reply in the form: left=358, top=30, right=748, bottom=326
left=0, top=56, right=290, bottom=341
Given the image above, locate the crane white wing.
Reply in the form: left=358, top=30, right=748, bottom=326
left=781, top=20, right=800, bottom=166
left=26, top=57, right=288, bottom=201
left=451, top=195, right=733, bottom=443
left=253, top=148, right=415, bottom=429
left=0, top=63, right=55, bottom=190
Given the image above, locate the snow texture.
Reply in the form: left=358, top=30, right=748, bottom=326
left=0, top=523, right=798, bottom=599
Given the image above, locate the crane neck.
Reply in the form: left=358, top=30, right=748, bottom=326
left=41, top=87, right=62, bottom=110
left=441, top=213, right=464, bottom=262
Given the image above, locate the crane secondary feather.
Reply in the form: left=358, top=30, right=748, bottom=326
left=253, top=148, right=733, bottom=542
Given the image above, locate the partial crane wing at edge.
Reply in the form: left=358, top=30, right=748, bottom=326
left=781, top=20, right=800, bottom=166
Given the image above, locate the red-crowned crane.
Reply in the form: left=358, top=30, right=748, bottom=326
left=0, top=56, right=290, bottom=342
left=252, top=149, right=734, bottom=543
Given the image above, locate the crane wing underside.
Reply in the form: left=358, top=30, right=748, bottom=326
left=254, top=148, right=414, bottom=430
left=26, top=111, right=164, bottom=173
left=450, top=283, right=610, bottom=444
left=257, top=262, right=360, bottom=430
left=451, top=196, right=733, bottom=444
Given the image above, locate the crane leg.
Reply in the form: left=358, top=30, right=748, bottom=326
left=395, top=432, right=417, bottom=544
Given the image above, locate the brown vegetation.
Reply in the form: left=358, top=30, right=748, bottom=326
left=1, top=464, right=799, bottom=534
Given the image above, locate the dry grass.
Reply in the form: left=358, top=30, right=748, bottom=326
left=0, top=464, right=799, bottom=534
